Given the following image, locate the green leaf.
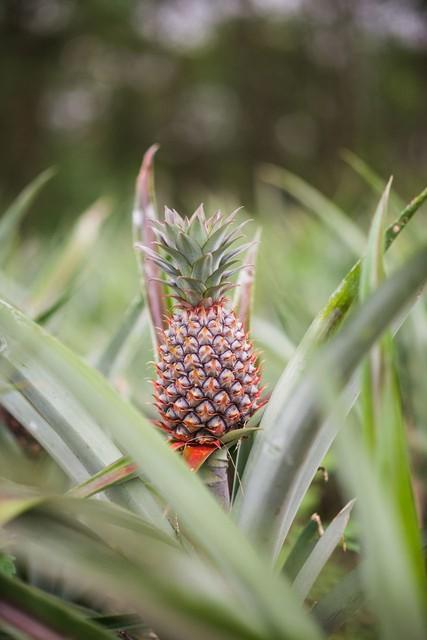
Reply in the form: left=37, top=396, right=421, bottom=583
left=341, top=150, right=404, bottom=212
left=10, top=517, right=263, bottom=640
left=336, top=425, right=427, bottom=640
left=157, top=241, right=193, bottom=274
left=176, top=276, right=205, bottom=294
left=235, top=243, right=427, bottom=557
left=0, top=169, right=55, bottom=264
left=188, top=203, right=208, bottom=245
left=280, top=518, right=320, bottom=578
left=251, top=317, right=295, bottom=363
left=3, top=489, right=301, bottom=640
left=359, top=180, right=391, bottom=449
left=28, top=199, right=109, bottom=313
left=220, top=426, right=260, bottom=445
left=235, top=185, right=427, bottom=555
left=313, top=568, right=363, bottom=633
left=359, top=179, right=391, bottom=297
left=0, top=572, right=116, bottom=640
left=0, top=298, right=321, bottom=640
left=90, top=613, right=146, bottom=632
left=33, top=288, right=72, bottom=326
left=206, top=260, right=239, bottom=287
left=0, top=494, right=43, bottom=526
left=175, top=232, right=203, bottom=263
left=0, top=320, right=173, bottom=536
left=292, top=500, right=355, bottom=601
left=0, top=553, right=16, bottom=578
left=0, top=484, right=176, bottom=549
left=259, top=164, right=366, bottom=255
left=359, top=180, right=426, bottom=594
left=68, top=456, right=138, bottom=498
left=133, top=145, right=168, bottom=348
left=191, top=253, right=213, bottom=281
left=202, top=220, right=235, bottom=254
left=233, top=231, right=261, bottom=332
left=136, top=247, right=179, bottom=277
left=231, top=430, right=255, bottom=503
left=96, top=296, right=145, bottom=378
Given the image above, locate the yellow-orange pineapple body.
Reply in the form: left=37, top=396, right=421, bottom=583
left=155, top=302, right=262, bottom=444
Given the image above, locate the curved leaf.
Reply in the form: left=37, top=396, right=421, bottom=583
left=0, top=169, right=55, bottom=263
left=235, top=244, right=427, bottom=557
left=0, top=297, right=321, bottom=640
left=259, top=164, right=366, bottom=255
left=235, top=185, right=427, bottom=553
left=0, top=572, right=115, bottom=640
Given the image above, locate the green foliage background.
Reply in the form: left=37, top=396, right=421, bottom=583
left=1, top=0, right=427, bottom=227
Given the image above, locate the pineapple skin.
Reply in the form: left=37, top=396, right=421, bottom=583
left=154, top=301, right=262, bottom=444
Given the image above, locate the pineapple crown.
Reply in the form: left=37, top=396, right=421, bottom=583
left=136, top=204, right=253, bottom=307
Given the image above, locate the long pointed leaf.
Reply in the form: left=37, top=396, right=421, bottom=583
left=360, top=180, right=391, bottom=449
left=0, top=322, right=172, bottom=535
left=0, top=572, right=115, bottom=640
left=68, top=457, right=139, bottom=498
left=235, top=244, right=427, bottom=557
left=28, top=199, right=110, bottom=313
left=96, top=296, right=145, bottom=378
left=0, top=169, right=55, bottom=264
left=293, top=500, right=355, bottom=601
left=280, top=518, right=320, bottom=577
left=0, top=298, right=321, bottom=639
left=359, top=180, right=426, bottom=592
left=233, top=230, right=261, bottom=332
left=259, top=164, right=366, bottom=255
left=235, top=186, right=427, bottom=549
left=313, top=569, right=363, bottom=633
left=133, top=144, right=167, bottom=348
left=10, top=514, right=265, bottom=640
left=341, top=150, right=404, bottom=212
left=337, top=425, right=427, bottom=639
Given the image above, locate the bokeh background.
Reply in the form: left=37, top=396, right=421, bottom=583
left=1, top=0, right=427, bottom=228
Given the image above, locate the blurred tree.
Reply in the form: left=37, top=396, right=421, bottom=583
left=0, top=0, right=426, bottom=228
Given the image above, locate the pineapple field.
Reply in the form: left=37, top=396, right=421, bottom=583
left=0, top=146, right=426, bottom=640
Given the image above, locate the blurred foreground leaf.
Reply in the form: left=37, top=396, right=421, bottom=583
left=236, top=242, right=427, bottom=556
left=0, top=299, right=321, bottom=639
left=0, top=572, right=115, bottom=640
left=359, top=181, right=425, bottom=592
left=236, top=185, right=427, bottom=557
left=337, top=425, right=427, bottom=640
left=314, top=568, right=363, bottom=633
left=96, top=296, right=145, bottom=378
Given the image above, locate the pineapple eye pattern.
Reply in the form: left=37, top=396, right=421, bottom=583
left=156, top=304, right=263, bottom=444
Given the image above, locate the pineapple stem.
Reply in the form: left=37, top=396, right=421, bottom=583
left=200, top=447, right=230, bottom=510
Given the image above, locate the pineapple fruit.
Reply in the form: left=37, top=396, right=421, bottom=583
left=137, top=205, right=263, bottom=445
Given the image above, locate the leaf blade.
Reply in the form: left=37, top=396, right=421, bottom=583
left=235, top=244, right=427, bottom=557
left=293, top=500, right=355, bottom=601
left=259, top=164, right=366, bottom=255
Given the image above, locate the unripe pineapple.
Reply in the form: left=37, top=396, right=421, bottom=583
left=138, top=205, right=263, bottom=445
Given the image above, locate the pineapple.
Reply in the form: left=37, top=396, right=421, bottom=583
left=137, top=205, right=263, bottom=445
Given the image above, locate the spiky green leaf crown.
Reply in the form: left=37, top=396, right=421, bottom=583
left=136, top=205, right=252, bottom=307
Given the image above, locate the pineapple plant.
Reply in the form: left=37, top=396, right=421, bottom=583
left=136, top=205, right=264, bottom=445
left=1, top=152, right=427, bottom=640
